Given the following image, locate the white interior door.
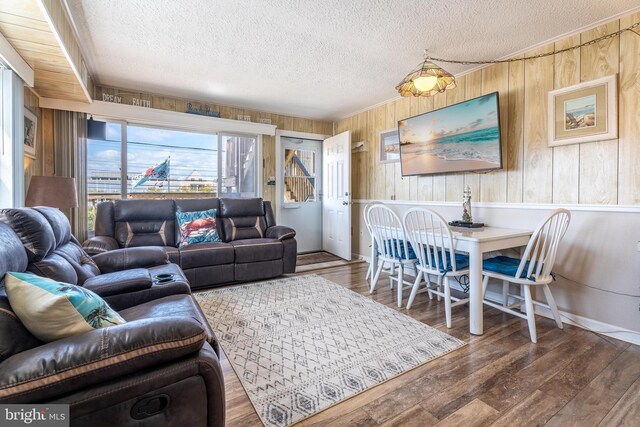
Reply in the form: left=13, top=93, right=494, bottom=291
left=322, top=131, right=351, bottom=260
left=278, top=136, right=323, bottom=253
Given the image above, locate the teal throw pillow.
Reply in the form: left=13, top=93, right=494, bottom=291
left=4, top=272, right=125, bottom=342
left=176, top=208, right=221, bottom=247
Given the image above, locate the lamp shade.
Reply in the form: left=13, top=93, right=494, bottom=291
left=25, top=176, right=78, bottom=209
left=396, top=60, right=456, bottom=97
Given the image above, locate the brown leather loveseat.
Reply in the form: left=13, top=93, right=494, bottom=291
left=84, top=197, right=297, bottom=289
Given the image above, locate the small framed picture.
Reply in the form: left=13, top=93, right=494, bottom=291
left=548, top=74, right=617, bottom=147
left=24, top=107, right=38, bottom=159
left=379, top=128, right=400, bottom=163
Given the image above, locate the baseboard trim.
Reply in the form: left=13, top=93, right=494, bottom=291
left=357, top=257, right=640, bottom=345
left=532, top=304, right=640, bottom=346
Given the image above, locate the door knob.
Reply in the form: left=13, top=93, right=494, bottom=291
left=342, top=201, right=349, bottom=206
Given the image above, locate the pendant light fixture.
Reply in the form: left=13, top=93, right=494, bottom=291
left=395, top=51, right=456, bottom=97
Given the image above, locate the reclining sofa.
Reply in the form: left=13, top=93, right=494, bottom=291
left=84, top=197, right=297, bottom=288
left=0, top=215, right=225, bottom=426
left=0, top=207, right=192, bottom=311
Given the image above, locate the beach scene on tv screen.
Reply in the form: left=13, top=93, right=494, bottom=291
left=399, top=93, right=501, bottom=175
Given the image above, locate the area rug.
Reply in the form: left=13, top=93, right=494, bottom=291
left=193, top=274, right=466, bottom=427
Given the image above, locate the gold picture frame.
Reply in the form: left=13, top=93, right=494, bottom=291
left=24, top=107, right=38, bottom=159
left=548, top=74, right=617, bottom=147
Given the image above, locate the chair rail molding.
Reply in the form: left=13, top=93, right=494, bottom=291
left=352, top=199, right=640, bottom=214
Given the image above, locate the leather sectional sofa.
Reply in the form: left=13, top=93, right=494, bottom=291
left=0, top=210, right=225, bottom=426
left=84, top=197, right=297, bottom=288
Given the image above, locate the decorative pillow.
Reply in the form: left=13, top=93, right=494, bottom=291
left=176, top=208, right=221, bottom=247
left=4, top=272, right=125, bottom=342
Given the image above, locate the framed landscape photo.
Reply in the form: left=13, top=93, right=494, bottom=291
left=548, top=74, right=617, bottom=147
left=24, top=107, right=38, bottom=159
left=379, top=128, right=400, bottom=163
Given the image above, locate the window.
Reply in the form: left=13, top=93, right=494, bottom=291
left=87, top=121, right=122, bottom=232
left=284, top=148, right=316, bottom=203
left=127, top=125, right=217, bottom=196
left=220, top=135, right=257, bottom=197
left=86, top=120, right=259, bottom=233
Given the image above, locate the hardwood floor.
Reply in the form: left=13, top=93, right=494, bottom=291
left=221, top=262, right=640, bottom=426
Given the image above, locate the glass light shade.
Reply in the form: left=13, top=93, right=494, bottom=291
left=396, top=59, right=456, bottom=97
left=412, top=75, right=438, bottom=91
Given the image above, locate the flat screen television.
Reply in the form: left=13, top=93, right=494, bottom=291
left=398, top=92, right=503, bottom=176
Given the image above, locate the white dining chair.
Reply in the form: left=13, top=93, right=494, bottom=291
left=366, top=204, right=416, bottom=307
left=481, top=208, right=571, bottom=343
left=403, top=208, right=470, bottom=328
left=364, top=201, right=383, bottom=281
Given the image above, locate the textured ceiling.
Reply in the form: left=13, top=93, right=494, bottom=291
left=67, top=0, right=638, bottom=120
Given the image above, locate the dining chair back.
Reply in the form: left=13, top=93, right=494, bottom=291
left=402, top=207, right=470, bottom=327
left=481, top=208, right=571, bottom=343
left=516, top=208, right=571, bottom=282
left=367, top=204, right=409, bottom=264
left=403, top=207, right=459, bottom=274
left=366, top=204, right=416, bottom=306
left=363, top=201, right=382, bottom=280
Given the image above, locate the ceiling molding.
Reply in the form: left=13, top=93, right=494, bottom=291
left=336, top=5, right=640, bottom=122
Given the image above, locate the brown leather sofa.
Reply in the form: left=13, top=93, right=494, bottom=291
left=84, top=197, right=297, bottom=289
left=0, top=221, right=225, bottom=426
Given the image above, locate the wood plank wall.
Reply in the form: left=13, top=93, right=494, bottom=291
left=23, top=88, right=40, bottom=194
left=335, top=13, right=640, bottom=206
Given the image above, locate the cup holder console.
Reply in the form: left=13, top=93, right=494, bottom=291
left=154, top=273, right=175, bottom=284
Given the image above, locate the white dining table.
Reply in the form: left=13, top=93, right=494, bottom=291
left=447, top=226, right=532, bottom=335
left=371, top=224, right=533, bottom=334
